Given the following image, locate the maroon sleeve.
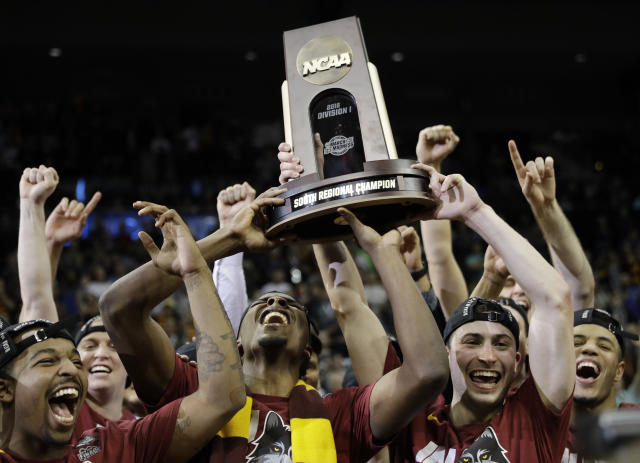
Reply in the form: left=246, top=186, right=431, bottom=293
left=326, top=383, right=385, bottom=462
left=383, top=340, right=401, bottom=374
left=142, top=353, right=199, bottom=413
left=520, top=376, right=573, bottom=462
left=81, top=398, right=183, bottom=462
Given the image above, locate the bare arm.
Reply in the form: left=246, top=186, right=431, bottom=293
left=99, top=189, right=285, bottom=404
left=509, top=140, right=594, bottom=309
left=279, top=141, right=389, bottom=384
left=416, top=125, right=468, bottom=316
left=338, top=209, right=449, bottom=442
left=416, top=163, right=574, bottom=412
left=313, top=241, right=388, bottom=384
left=18, top=166, right=59, bottom=322
left=135, top=209, right=245, bottom=463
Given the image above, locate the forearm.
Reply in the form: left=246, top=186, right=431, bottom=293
left=313, top=242, right=387, bottom=384
left=420, top=220, right=468, bottom=316
left=368, top=246, right=448, bottom=382
left=532, top=200, right=594, bottom=308
left=167, top=268, right=245, bottom=463
left=464, top=205, right=570, bottom=311
left=367, top=245, right=448, bottom=441
left=47, top=241, right=63, bottom=281
left=18, top=200, right=57, bottom=322
left=312, top=242, right=367, bottom=302
left=186, top=268, right=244, bottom=409
left=470, top=272, right=506, bottom=299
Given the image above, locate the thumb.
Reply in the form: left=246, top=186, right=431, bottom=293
left=138, top=231, right=160, bottom=261
left=243, top=181, right=257, bottom=201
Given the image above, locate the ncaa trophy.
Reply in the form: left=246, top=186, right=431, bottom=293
left=266, top=16, right=439, bottom=242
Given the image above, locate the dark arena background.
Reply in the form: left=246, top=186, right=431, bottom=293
left=1, top=0, right=640, bottom=427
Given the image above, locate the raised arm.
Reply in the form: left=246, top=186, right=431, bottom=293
left=416, top=125, right=468, bottom=317
left=339, top=209, right=449, bottom=442
left=99, top=189, right=285, bottom=403
left=278, top=142, right=389, bottom=383
left=45, top=191, right=102, bottom=280
left=213, top=182, right=255, bottom=334
left=313, top=240, right=389, bottom=385
left=415, top=163, right=574, bottom=412
left=135, top=208, right=245, bottom=463
left=509, top=140, right=594, bottom=309
left=18, top=166, right=59, bottom=322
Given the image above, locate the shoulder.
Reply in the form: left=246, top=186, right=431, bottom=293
left=324, top=384, right=373, bottom=409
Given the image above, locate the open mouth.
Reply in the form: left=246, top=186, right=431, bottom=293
left=576, top=360, right=600, bottom=384
left=48, top=386, right=81, bottom=426
left=259, top=309, right=290, bottom=326
left=89, top=365, right=112, bottom=375
left=469, top=370, right=501, bottom=386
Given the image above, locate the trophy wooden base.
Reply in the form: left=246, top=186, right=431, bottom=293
left=266, top=159, right=440, bottom=244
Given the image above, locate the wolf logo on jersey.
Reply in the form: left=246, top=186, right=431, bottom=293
left=457, top=427, right=510, bottom=463
left=246, top=410, right=292, bottom=463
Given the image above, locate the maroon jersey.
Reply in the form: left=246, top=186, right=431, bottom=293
left=145, top=354, right=383, bottom=463
left=384, top=344, right=572, bottom=463
left=563, top=402, right=640, bottom=463
left=72, top=401, right=136, bottom=443
left=0, top=398, right=181, bottom=462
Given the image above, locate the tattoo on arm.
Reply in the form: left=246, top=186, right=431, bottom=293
left=195, top=329, right=225, bottom=381
left=174, top=410, right=192, bottom=435
left=185, top=276, right=203, bottom=291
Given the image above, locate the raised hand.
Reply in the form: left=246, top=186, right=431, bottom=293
left=412, top=163, right=483, bottom=221
left=277, top=133, right=325, bottom=184
left=398, top=225, right=422, bottom=271
left=45, top=192, right=102, bottom=245
left=228, top=186, right=288, bottom=252
left=216, top=182, right=256, bottom=228
left=138, top=208, right=207, bottom=278
left=508, top=140, right=555, bottom=209
left=19, top=165, right=59, bottom=204
left=483, top=245, right=509, bottom=281
left=416, top=124, right=460, bottom=171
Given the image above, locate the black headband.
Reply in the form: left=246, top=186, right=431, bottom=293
left=444, top=298, right=520, bottom=351
left=74, top=315, right=106, bottom=345
left=574, top=308, right=638, bottom=354
left=0, top=319, right=75, bottom=369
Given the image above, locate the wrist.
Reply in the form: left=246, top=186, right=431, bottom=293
left=183, top=264, right=211, bottom=282
left=46, top=238, right=64, bottom=251
left=530, top=198, right=559, bottom=218
left=406, top=258, right=424, bottom=273
left=410, top=266, right=428, bottom=281
left=429, top=161, right=442, bottom=173
left=461, top=202, right=492, bottom=227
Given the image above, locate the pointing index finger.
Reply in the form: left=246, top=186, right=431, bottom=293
left=508, top=140, right=527, bottom=182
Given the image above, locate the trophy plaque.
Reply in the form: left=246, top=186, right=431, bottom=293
left=266, top=16, right=439, bottom=243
